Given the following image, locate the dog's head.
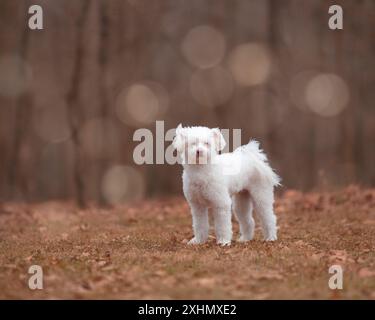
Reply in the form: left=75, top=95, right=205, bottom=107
left=173, top=124, right=226, bottom=164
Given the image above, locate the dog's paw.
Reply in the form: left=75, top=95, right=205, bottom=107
left=264, top=235, right=277, bottom=241
left=237, top=235, right=253, bottom=243
left=217, top=239, right=231, bottom=246
left=187, top=237, right=204, bottom=245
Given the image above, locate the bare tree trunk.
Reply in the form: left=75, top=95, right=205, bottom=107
left=66, top=0, right=90, bottom=208
left=98, top=0, right=110, bottom=206
left=7, top=1, right=30, bottom=200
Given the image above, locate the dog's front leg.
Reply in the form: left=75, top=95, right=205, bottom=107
left=188, top=203, right=209, bottom=245
left=213, top=204, right=232, bottom=246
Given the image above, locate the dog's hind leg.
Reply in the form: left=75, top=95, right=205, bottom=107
left=250, top=185, right=277, bottom=241
left=233, top=191, right=255, bottom=242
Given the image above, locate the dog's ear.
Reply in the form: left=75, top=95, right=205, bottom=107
left=212, top=128, right=226, bottom=152
left=173, top=124, right=186, bottom=153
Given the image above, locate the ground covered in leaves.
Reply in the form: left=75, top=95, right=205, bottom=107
left=0, top=185, right=374, bottom=299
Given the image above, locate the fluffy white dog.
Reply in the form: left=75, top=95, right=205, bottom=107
left=173, top=124, right=281, bottom=246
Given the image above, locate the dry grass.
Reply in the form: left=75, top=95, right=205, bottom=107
left=0, top=185, right=374, bottom=299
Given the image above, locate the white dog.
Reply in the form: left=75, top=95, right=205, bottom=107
left=173, top=124, right=281, bottom=246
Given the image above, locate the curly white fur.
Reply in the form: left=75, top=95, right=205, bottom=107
left=173, top=124, right=281, bottom=246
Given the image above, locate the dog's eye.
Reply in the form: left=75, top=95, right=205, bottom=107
left=204, top=142, right=210, bottom=147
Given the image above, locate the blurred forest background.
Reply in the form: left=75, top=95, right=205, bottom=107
left=0, top=0, right=373, bottom=206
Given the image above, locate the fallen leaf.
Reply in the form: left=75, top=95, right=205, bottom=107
left=97, top=260, right=107, bottom=267
left=251, top=270, right=284, bottom=281
left=329, top=250, right=348, bottom=263
left=358, top=268, right=375, bottom=278
left=357, top=257, right=366, bottom=264
left=24, top=255, right=33, bottom=262
left=154, top=270, right=167, bottom=277
left=311, top=253, right=325, bottom=261
left=195, top=278, right=216, bottom=287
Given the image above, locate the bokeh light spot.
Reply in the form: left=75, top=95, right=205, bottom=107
left=116, top=82, right=168, bottom=126
left=228, top=43, right=271, bottom=86
left=181, top=25, right=226, bottom=69
left=101, top=165, right=145, bottom=205
left=305, top=73, right=349, bottom=117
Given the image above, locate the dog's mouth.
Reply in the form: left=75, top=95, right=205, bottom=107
left=195, top=152, right=209, bottom=164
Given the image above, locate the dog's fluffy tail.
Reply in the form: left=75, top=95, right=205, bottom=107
left=239, top=140, right=281, bottom=187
